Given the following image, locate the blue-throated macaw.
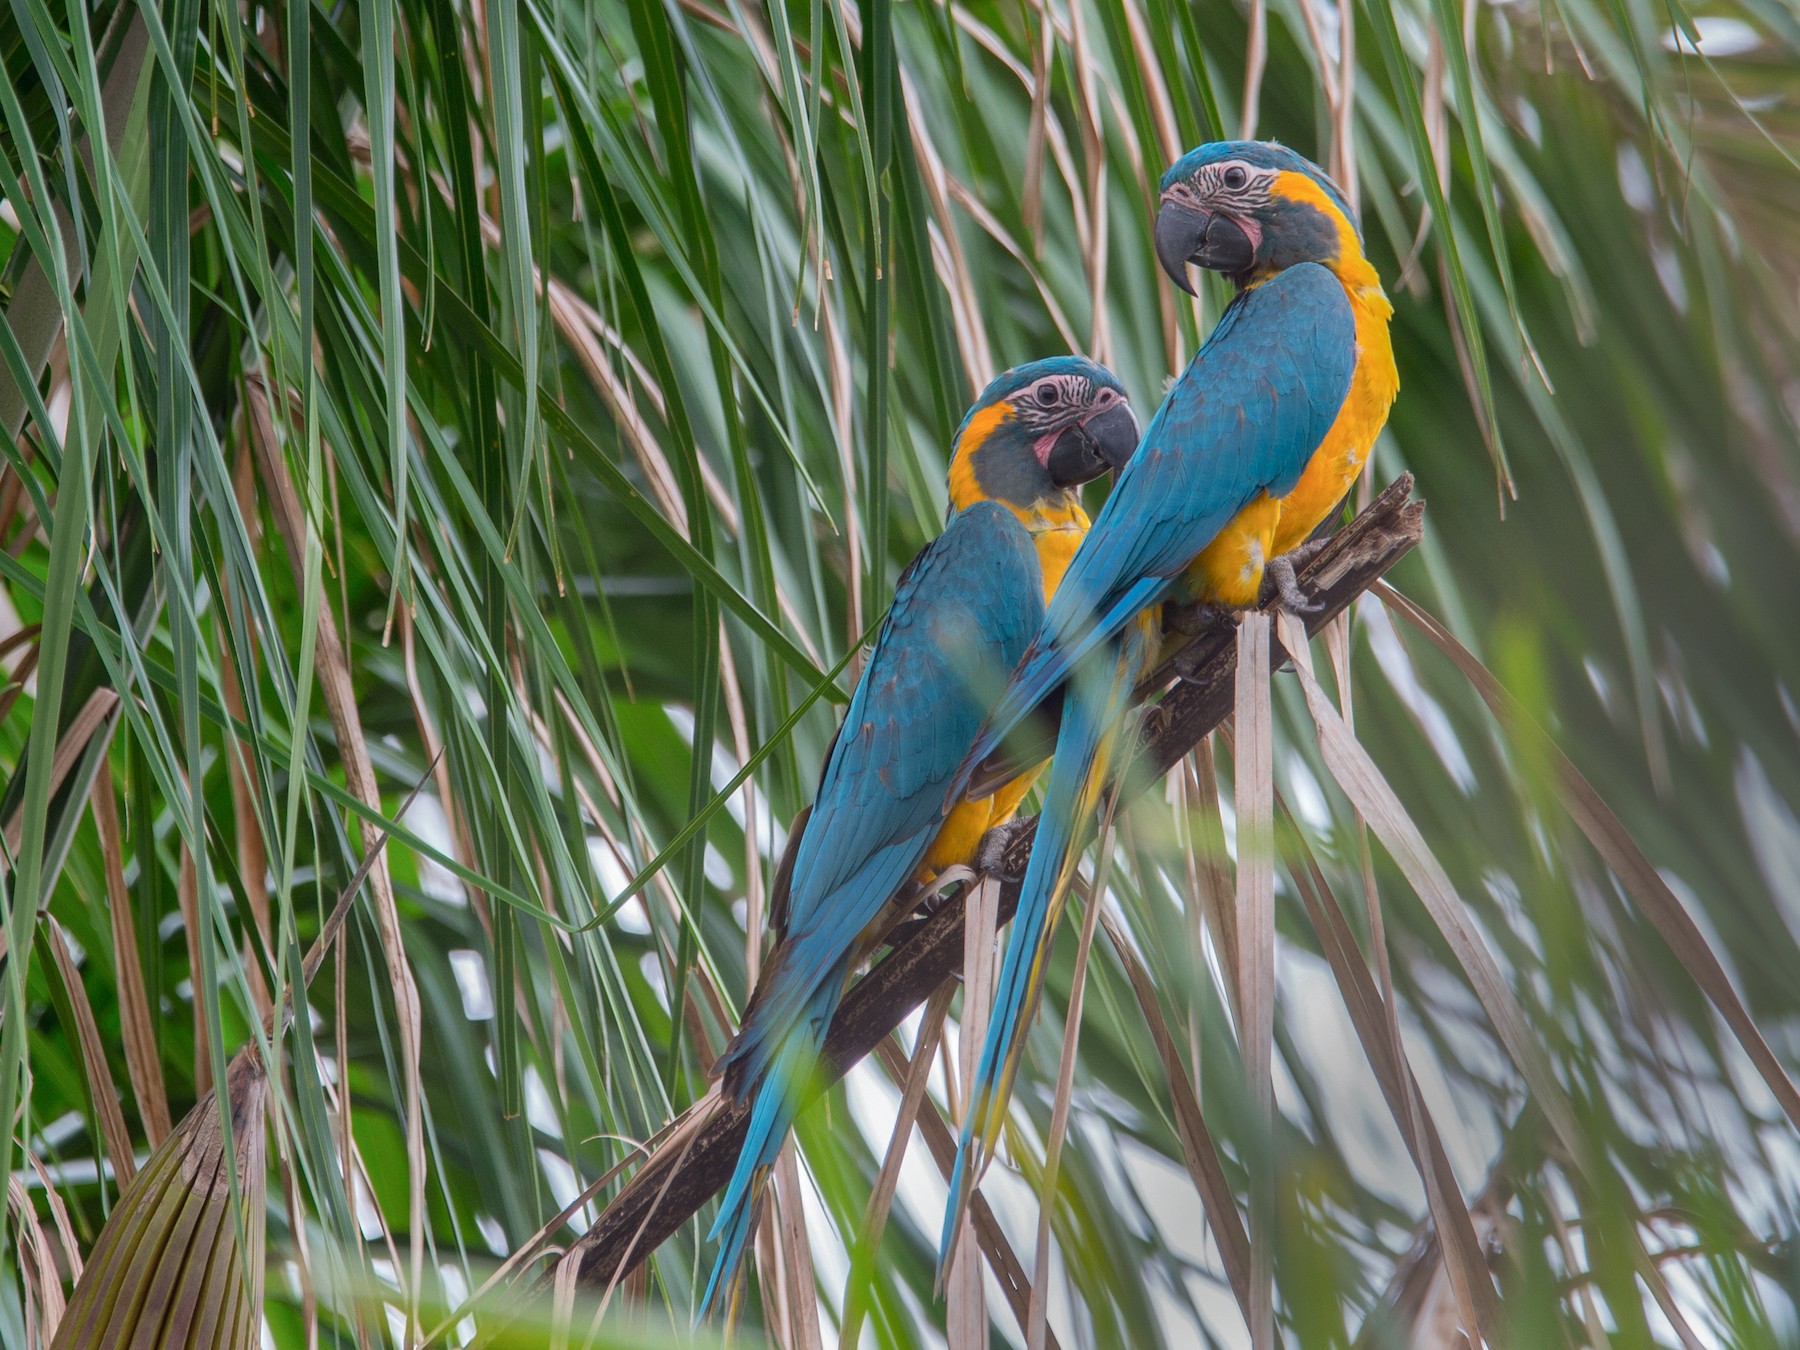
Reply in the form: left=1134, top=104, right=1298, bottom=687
left=940, top=142, right=1398, bottom=1261
left=702, top=356, right=1140, bottom=1318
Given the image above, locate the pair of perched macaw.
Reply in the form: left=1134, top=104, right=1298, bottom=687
left=702, top=139, right=1399, bottom=1318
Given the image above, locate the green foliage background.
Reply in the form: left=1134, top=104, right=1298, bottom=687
left=1, top=0, right=1799, bottom=1341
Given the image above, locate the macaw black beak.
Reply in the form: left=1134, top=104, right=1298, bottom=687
left=1155, top=202, right=1208, bottom=294
left=1046, top=403, right=1140, bottom=487
left=1155, top=200, right=1256, bottom=290
left=1085, top=402, right=1140, bottom=471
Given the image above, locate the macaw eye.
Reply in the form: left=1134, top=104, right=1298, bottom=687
left=1035, top=383, right=1062, bottom=407
left=1223, top=165, right=1248, bottom=190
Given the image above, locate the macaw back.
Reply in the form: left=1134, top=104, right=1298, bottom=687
left=1189, top=271, right=1397, bottom=603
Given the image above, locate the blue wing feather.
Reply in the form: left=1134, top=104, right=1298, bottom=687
left=939, top=265, right=1356, bottom=1270
left=962, top=264, right=1357, bottom=778
left=783, top=501, right=1043, bottom=933
left=704, top=500, right=1045, bottom=1315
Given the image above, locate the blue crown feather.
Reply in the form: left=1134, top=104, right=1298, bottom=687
left=952, top=355, right=1127, bottom=443
left=1160, top=140, right=1358, bottom=231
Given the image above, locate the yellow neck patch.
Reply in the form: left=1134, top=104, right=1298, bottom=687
left=945, top=395, right=1090, bottom=559
left=948, top=401, right=1012, bottom=513
left=1270, top=170, right=1382, bottom=292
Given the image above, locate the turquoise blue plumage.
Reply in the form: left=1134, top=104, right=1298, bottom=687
left=702, top=355, right=1141, bottom=1320
left=698, top=351, right=1137, bottom=1324
left=704, top=500, right=1044, bottom=1315
left=964, top=264, right=1356, bottom=772
left=941, top=262, right=1358, bottom=1264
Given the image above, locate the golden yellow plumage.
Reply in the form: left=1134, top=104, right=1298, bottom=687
left=1188, top=168, right=1399, bottom=608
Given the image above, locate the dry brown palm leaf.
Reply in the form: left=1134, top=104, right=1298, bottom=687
left=1028, top=818, right=1114, bottom=1350
left=49, top=1047, right=268, bottom=1350
left=1272, top=610, right=1585, bottom=1168
left=12, top=1174, right=67, bottom=1345
left=43, top=919, right=136, bottom=1189
left=947, top=877, right=1001, bottom=1347
left=90, top=765, right=171, bottom=1145
left=1283, top=608, right=1717, bottom=1346
left=1099, top=908, right=1252, bottom=1318
left=870, top=1037, right=1064, bottom=1350
left=1275, top=785, right=1498, bottom=1343
left=838, top=981, right=955, bottom=1349
left=1280, top=620, right=1497, bottom=1342
left=769, top=1146, right=823, bottom=1350
left=245, top=374, right=427, bottom=1334
left=1233, top=611, right=1278, bottom=1350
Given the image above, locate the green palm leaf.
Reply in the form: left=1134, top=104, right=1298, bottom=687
left=2, top=0, right=1798, bottom=1343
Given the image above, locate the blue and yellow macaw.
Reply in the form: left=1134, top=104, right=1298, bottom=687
left=941, top=142, right=1399, bottom=1260
left=702, top=357, right=1139, bottom=1318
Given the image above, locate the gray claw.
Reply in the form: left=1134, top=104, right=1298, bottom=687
left=1261, top=554, right=1320, bottom=615
left=975, top=817, right=1034, bottom=880
left=1287, top=533, right=1334, bottom=570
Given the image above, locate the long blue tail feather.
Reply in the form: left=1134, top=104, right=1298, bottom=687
left=940, top=629, right=1147, bottom=1268
left=701, top=983, right=835, bottom=1321
left=957, top=574, right=1170, bottom=802
left=698, top=1175, right=760, bottom=1321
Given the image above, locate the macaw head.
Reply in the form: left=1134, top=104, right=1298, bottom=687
left=1154, top=141, right=1366, bottom=292
left=946, top=356, right=1139, bottom=515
